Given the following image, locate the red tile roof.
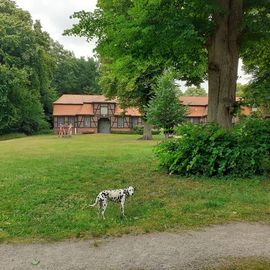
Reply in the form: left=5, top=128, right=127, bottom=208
left=187, top=106, right=207, bottom=117
left=53, top=104, right=94, bottom=116
left=53, top=95, right=250, bottom=118
left=180, top=96, right=208, bottom=106
left=53, top=95, right=141, bottom=116
left=54, top=94, right=116, bottom=104
left=115, top=106, right=141, bottom=116
left=79, top=104, right=93, bottom=115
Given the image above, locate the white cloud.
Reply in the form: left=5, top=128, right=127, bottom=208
left=15, top=0, right=97, bottom=58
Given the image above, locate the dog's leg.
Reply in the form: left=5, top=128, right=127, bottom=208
left=90, top=197, right=99, bottom=207
left=98, top=200, right=103, bottom=218
left=120, top=197, right=126, bottom=217
left=100, top=200, right=107, bottom=220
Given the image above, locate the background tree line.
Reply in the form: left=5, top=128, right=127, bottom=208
left=0, top=0, right=100, bottom=135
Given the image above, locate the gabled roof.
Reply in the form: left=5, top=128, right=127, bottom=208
left=180, top=96, right=208, bottom=106
left=54, top=94, right=116, bottom=104
left=186, top=106, right=208, bottom=117
left=53, top=95, right=141, bottom=117
left=53, top=94, right=250, bottom=118
left=53, top=104, right=94, bottom=116
left=115, top=106, right=141, bottom=116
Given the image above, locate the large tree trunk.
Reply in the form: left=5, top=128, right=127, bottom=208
left=207, top=0, right=243, bottom=129
left=143, top=121, right=152, bottom=140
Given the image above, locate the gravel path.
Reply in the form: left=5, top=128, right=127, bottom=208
left=1, top=223, right=270, bottom=270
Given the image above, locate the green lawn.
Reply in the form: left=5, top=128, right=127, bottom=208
left=0, top=134, right=269, bottom=242
left=206, top=257, right=270, bottom=270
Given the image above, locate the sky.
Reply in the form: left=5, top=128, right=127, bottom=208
left=15, top=0, right=98, bottom=58
left=15, top=0, right=250, bottom=89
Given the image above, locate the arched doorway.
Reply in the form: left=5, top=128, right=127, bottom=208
left=98, top=118, right=111, bottom=133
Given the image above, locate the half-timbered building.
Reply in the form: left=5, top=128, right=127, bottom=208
left=53, top=94, right=251, bottom=134
left=53, top=95, right=142, bottom=134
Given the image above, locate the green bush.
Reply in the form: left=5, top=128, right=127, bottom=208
left=155, top=119, right=270, bottom=177
left=132, top=125, right=144, bottom=134
left=132, top=125, right=160, bottom=135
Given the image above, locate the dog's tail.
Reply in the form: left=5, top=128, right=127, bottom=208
left=89, top=197, right=98, bottom=207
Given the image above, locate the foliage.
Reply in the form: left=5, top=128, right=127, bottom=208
left=0, top=0, right=100, bottom=134
left=146, top=71, right=186, bottom=135
left=155, top=119, right=270, bottom=177
left=65, top=0, right=208, bottom=137
left=18, top=89, right=49, bottom=135
left=0, top=1, right=46, bottom=134
left=0, top=134, right=269, bottom=242
left=66, top=0, right=270, bottom=129
left=184, top=87, right=207, bottom=97
left=50, top=42, right=101, bottom=95
left=236, top=83, right=249, bottom=98
left=131, top=125, right=144, bottom=135
left=242, top=39, right=270, bottom=114
left=131, top=125, right=160, bottom=135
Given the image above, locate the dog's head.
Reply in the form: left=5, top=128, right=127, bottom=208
left=127, top=186, right=134, bottom=196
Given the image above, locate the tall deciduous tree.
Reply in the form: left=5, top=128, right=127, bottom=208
left=0, top=0, right=101, bottom=134
left=51, top=41, right=101, bottom=95
left=66, top=0, right=270, bottom=130
left=0, top=0, right=48, bottom=134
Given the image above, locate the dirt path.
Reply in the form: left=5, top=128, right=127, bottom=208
left=1, top=223, right=269, bottom=270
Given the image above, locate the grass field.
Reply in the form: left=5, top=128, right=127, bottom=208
left=0, top=134, right=269, bottom=242
left=206, top=257, right=270, bottom=270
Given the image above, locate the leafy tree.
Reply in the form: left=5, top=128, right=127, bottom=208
left=236, top=83, right=248, bottom=98
left=146, top=72, right=186, bottom=137
left=0, top=65, right=48, bottom=135
left=0, top=0, right=48, bottom=134
left=184, top=87, right=207, bottom=97
left=67, top=0, right=270, bottom=130
left=0, top=66, right=27, bottom=133
left=242, top=40, right=270, bottom=115
left=0, top=0, right=101, bottom=134
left=65, top=1, right=198, bottom=139
left=50, top=40, right=101, bottom=95
left=31, top=20, right=57, bottom=123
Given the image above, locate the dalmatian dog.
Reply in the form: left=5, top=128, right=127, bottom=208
left=90, top=186, right=134, bottom=219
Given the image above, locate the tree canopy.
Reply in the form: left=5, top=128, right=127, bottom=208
left=67, top=0, right=270, bottom=130
left=50, top=41, right=101, bottom=95
left=0, top=0, right=100, bottom=134
left=0, top=0, right=49, bottom=134
left=242, top=39, right=270, bottom=114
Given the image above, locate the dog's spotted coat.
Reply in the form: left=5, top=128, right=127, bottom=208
left=90, top=186, right=134, bottom=219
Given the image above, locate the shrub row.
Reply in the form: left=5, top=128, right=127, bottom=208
left=155, top=118, right=270, bottom=177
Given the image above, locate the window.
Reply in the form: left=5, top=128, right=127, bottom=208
left=58, top=117, right=65, bottom=126
left=117, top=117, right=124, bottom=128
left=100, top=105, right=108, bottom=115
left=131, top=117, right=138, bottom=128
left=191, top=117, right=200, bottom=124
left=84, top=116, right=91, bottom=127
left=68, top=117, right=75, bottom=126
